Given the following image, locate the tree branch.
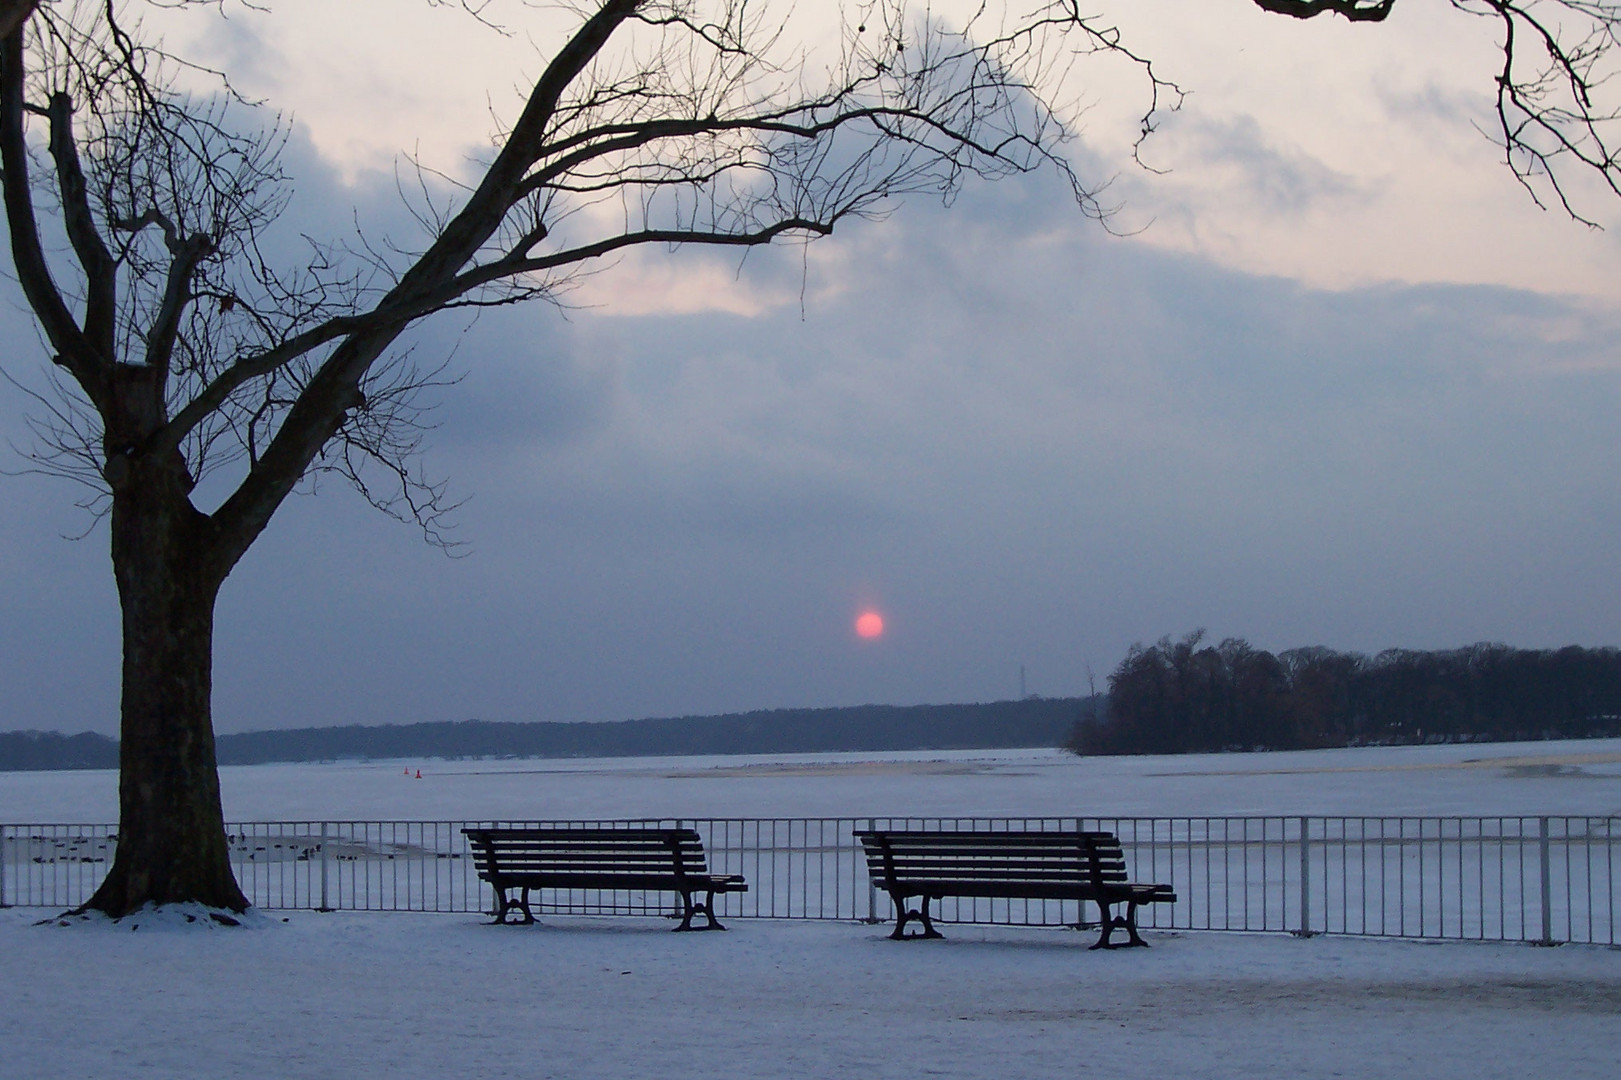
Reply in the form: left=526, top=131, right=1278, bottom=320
left=389, top=0, right=644, bottom=298
left=450, top=216, right=835, bottom=296
left=46, top=90, right=118, bottom=362
left=0, top=30, right=109, bottom=410
left=204, top=0, right=649, bottom=564
left=207, top=330, right=391, bottom=572
left=1481, top=0, right=1621, bottom=225
left=151, top=313, right=368, bottom=458
left=140, top=229, right=216, bottom=386
left=1250, top=0, right=1397, bottom=20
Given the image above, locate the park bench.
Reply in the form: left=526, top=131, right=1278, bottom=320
left=855, top=829, right=1176, bottom=949
left=461, top=827, right=747, bottom=930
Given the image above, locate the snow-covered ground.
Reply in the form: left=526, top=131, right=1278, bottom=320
left=2, top=907, right=1617, bottom=1080
left=3, top=740, right=1619, bottom=1079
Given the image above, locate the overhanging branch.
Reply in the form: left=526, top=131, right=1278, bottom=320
left=1251, top=0, right=1397, bottom=19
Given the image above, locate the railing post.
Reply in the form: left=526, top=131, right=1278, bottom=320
left=1538, top=816, right=1555, bottom=946
left=318, top=822, right=331, bottom=912
left=1295, top=816, right=1313, bottom=937
left=863, top=818, right=880, bottom=924
left=0, top=825, right=8, bottom=908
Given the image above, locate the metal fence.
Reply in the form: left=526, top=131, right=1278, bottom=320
left=2, top=816, right=1615, bottom=944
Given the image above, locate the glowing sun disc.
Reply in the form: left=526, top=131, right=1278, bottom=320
left=855, top=612, right=884, bottom=638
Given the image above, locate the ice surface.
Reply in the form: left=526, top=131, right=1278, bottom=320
left=4, top=738, right=1621, bottom=823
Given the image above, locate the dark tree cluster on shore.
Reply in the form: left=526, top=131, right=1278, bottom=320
left=1070, top=632, right=1621, bottom=756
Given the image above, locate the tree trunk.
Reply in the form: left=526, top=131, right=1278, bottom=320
left=0, top=1, right=41, bottom=41
left=82, top=465, right=248, bottom=916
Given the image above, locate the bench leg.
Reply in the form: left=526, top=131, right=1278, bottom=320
left=490, top=885, right=535, bottom=925
left=1089, top=899, right=1149, bottom=949
left=890, top=894, right=944, bottom=940
left=675, top=889, right=727, bottom=931
left=1090, top=898, right=1116, bottom=949
left=1121, top=900, right=1148, bottom=947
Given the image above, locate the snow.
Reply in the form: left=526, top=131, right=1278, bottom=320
left=2, top=909, right=1617, bottom=1080
left=3, top=740, right=1620, bottom=1079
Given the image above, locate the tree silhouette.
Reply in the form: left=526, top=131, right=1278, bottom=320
left=3, top=0, right=1619, bottom=915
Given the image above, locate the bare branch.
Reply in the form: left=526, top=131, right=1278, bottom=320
left=1251, top=0, right=1396, bottom=20
left=1250, top=0, right=1621, bottom=226
left=1471, top=0, right=1621, bottom=225
left=45, top=89, right=118, bottom=351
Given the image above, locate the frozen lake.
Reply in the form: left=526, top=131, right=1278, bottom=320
left=4, top=738, right=1621, bottom=823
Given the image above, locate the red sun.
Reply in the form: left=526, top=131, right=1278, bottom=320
left=855, top=611, right=884, bottom=639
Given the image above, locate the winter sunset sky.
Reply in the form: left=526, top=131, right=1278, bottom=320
left=2, top=0, right=1618, bottom=735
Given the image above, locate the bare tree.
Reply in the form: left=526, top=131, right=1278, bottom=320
left=1, top=0, right=1618, bottom=916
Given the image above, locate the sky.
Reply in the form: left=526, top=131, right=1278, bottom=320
left=2, top=0, right=1620, bottom=736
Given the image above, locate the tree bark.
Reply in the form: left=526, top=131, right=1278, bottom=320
left=82, top=459, right=248, bottom=916
left=0, top=1, right=40, bottom=41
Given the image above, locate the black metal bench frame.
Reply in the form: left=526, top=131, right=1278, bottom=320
left=856, top=829, right=1177, bottom=949
left=462, top=827, right=747, bottom=931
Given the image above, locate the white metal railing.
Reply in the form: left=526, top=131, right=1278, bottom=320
left=2, top=816, right=1615, bottom=945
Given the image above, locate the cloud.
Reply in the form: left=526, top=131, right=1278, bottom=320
left=1174, top=114, right=1367, bottom=217
left=564, top=245, right=805, bottom=318
left=3, top=66, right=1620, bottom=736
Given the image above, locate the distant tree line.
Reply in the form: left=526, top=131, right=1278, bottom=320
left=1070, top=632, right=1621, bottom=755
left=0, top=730, right=120, bottom=771
left=1, top=699, right=1086, bottom=772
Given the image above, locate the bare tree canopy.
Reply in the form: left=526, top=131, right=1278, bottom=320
left=2, top=0, right=1619, bottom=915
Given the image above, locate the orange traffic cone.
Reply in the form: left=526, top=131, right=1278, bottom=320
left=415, top=769, right=422, bottom=779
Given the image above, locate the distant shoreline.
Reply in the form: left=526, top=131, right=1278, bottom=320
left=0, top=697, right=1089, bottom=772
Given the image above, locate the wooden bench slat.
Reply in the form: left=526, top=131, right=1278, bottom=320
left=868, top=854, right=1130, bottom=868
left=476, top=869, right=726, bottom=875
left=469, top=828, right=703, bottom=837
left=481, top=873, right=743, bottom=889
left=866, top=836, right=1119, bottom=844
left=466, top=836, right=706, bottom=843
left=861, top=829, right=1118, bottom=838
left=882, top=880, right=1168, bottom=903
left=871, top=847, right=1130, bottom=861
left=470, top=836, right=704, bottom=843
left=871, top=867, right=1130, bottom=876
left=870, top=869, right=1132, bottom=882
left=474, top=853, right=713, bottom=863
